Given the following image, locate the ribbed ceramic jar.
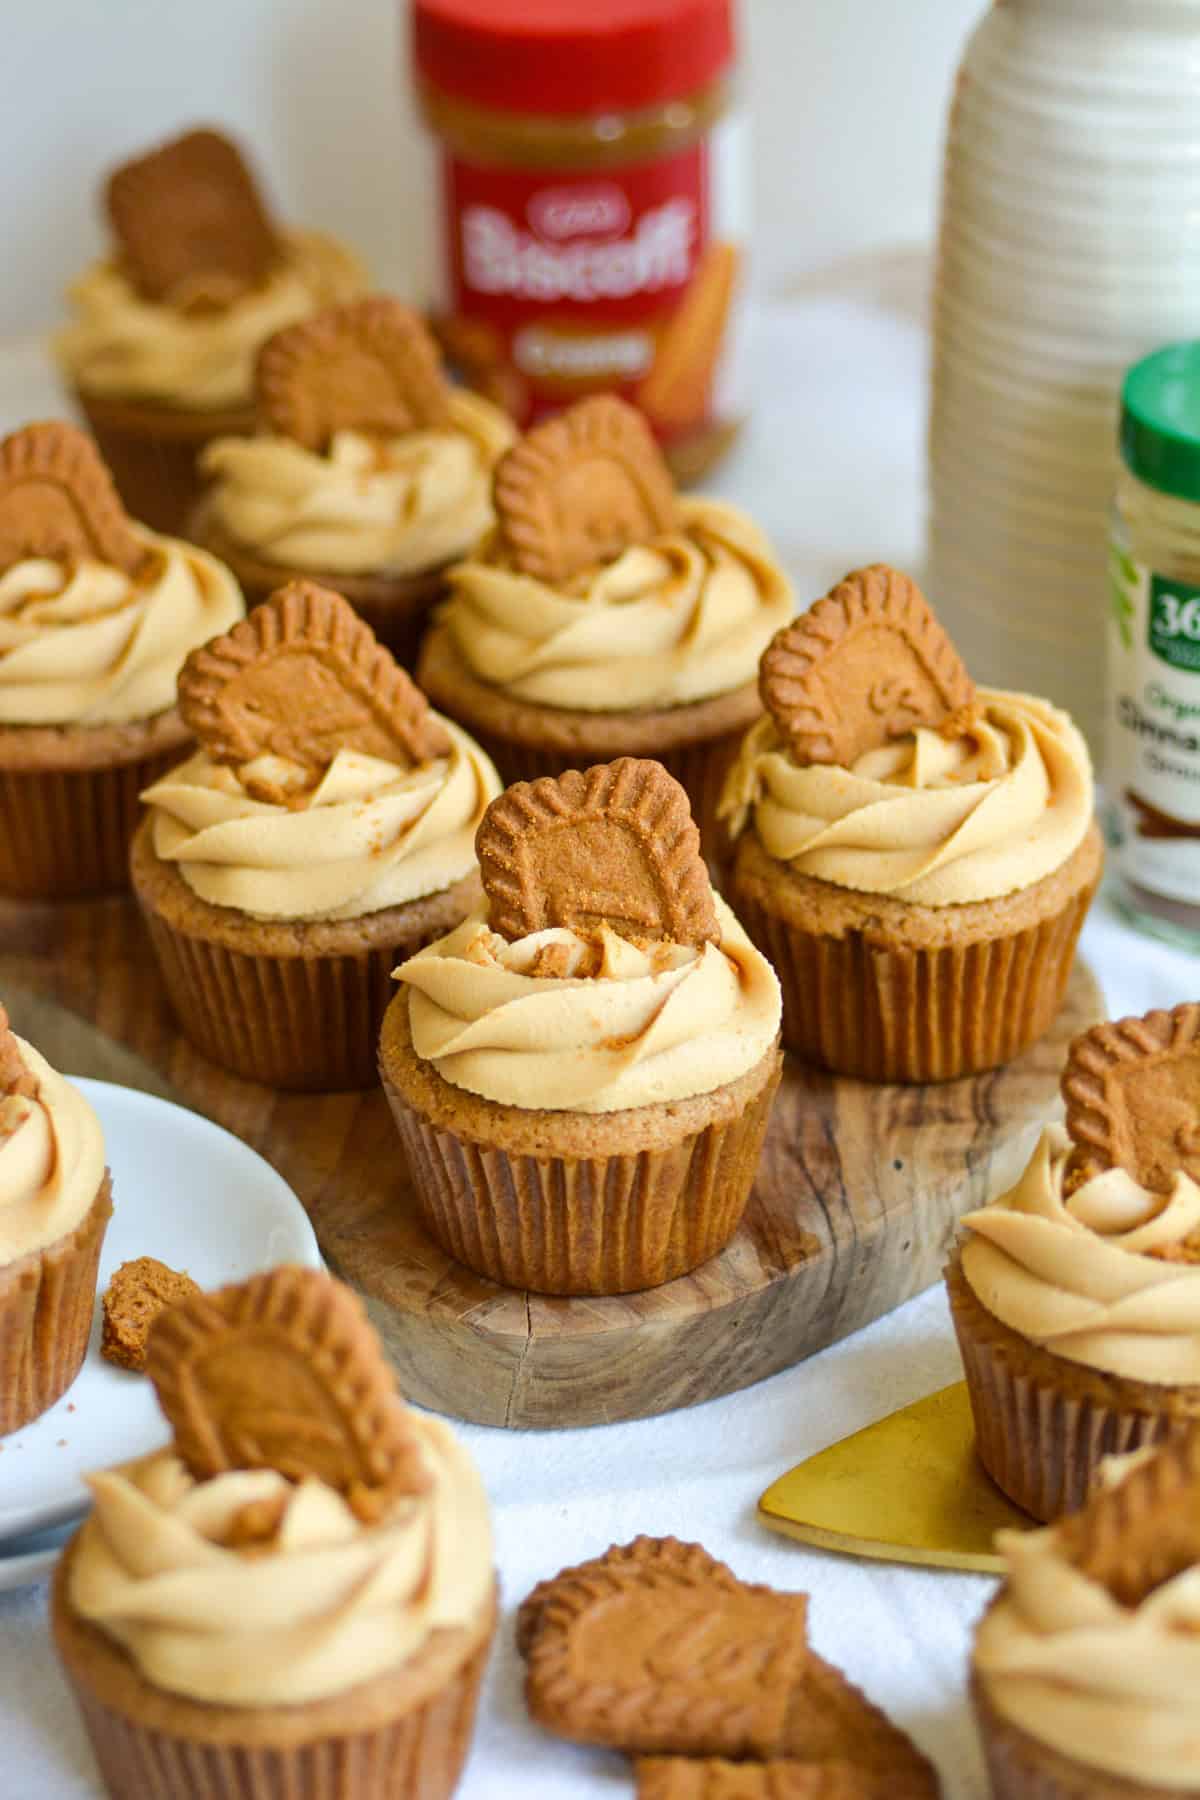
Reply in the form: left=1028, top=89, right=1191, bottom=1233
left=928, top=0, right=1200, bottom=752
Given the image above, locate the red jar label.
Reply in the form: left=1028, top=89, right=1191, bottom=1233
left=433, top=126, right=746, bottom=453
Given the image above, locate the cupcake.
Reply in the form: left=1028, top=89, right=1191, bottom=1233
left=721, top=563, right=1103, bottom=1082
left=193, top=295, right=516, bottom=663
left=972, top=1430, right=1200, bottom=1798
left=55, top=127, right=366, bottom=536
left=379, top=757, right=783, bottom=1295
left=53, top=1264, right=496, bottom=1800
left=0, top=1003, right=111, bottom=1433
left=416, top=395, right=793, bottom=856
left=948, top=1001, right=1200, bottom=1523
left=0, top=420, right=244, bottom=899
left=131, top=579, right=502, bottom=1090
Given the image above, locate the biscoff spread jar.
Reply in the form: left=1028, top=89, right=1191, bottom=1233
left=411, top=0, right=746, bottom=482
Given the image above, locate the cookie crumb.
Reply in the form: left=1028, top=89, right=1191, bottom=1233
left=101, top=1257, right=202, bottom=1373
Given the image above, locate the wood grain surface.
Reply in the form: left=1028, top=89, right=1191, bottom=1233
left=0, top=893, right=1104, bottom=1429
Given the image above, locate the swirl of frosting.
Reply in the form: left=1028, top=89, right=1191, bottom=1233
left=439, top=498, right=794, bottom=711
left=142, top=719, right=501, bottom=922
left=975, top=1511, right=1200, bottom=1788
left=200, top=392, right=516, bottom=577
left=959, top=1125, right=1200, bottom=1385
left=395, top=894, right=781, bottom=1113
left=67, top=1414, right=493, bottom=1708
left=0, top=533, right=243, bottom=727
left=55, top=230, right=367, bottom=410
left=0, top=1038, right=106, bottom=1262
left=721, top=689, right=1093, bottom=906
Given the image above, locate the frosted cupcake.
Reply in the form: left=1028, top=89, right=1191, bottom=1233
left=53, top=1265, right=495, bottom=1800
left=0, top=420, right=243, bottom=898
left=131, top=580, right=501, bottom=1090
left=380, top=759, right=782, bottom=1295
left=55, top=127, right=366, bottom=536
left=195, top=296, right=515, bottom=662
left=0, top=1004, right=110, bottom=1433
left=417, top=395, right=793, bottom=854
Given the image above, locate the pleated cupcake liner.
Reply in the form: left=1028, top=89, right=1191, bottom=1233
left=946, top=1257, right=1193, bottom=1523
left=0, top=749, right=183, bottom=900
left=971, top=1672, right=1167, bottom=1800
left=380, top=1054, right=780, bottom=1296
left=730, top=875, right=1095, bottom=1084
left=76, top=391, right=252, bottom=540
left=0, top=1173, right=112, bottom=1435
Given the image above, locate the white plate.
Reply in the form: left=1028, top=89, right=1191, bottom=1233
left=0, top=1079, right=321, bottom=1540
left=0, top=1522, right=72, bottom=1592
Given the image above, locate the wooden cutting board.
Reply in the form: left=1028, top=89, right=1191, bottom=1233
left=1, top=893, right=1103, bottom=1429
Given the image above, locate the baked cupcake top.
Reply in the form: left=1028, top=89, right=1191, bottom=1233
left=141, top=580, right=501, bottom=922
left=438, top=396, right=793, bottom=711
left=396, top=759, right=781, bottom=1112
left=0, top=423, right=243, bottom=728
left=55, top=128, right=366, bottom=411
left=0, top=1005, right=105, bottom=1263
left=974, top=1430, right=1200, bottom=1788
left=721, top=565, right=1093, bottom=905
left=67, top=1266, right=493, bottom=1708
left=959, top=1003, right=1200, bottom=1384
left=200, top=297, right=516, bottom=576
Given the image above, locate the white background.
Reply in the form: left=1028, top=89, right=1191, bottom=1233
left=1, top=0, right=983, bottom=336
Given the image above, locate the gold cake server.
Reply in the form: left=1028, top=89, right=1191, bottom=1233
left=758, top=1381, right=1031, bottom=1574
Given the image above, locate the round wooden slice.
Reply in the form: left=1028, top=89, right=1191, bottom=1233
left=1, top=896, right=1103, bottom=1430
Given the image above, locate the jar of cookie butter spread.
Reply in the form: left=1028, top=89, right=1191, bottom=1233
left=1108, top=341, right=1200, bottom=945
left=410, top=0, right=746, bottom=483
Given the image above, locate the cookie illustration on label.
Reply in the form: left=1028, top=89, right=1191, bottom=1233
left=636, top=242, right=741, bottom=433
left=256, top=297, right=451, bottom=450
left=0, top=1006, right=35, bottom=1100
left=106, top=127, right=280, bottom=307
left=178, top=580, right=451, bottom=787
left=145, top=1265, right=430, bottom=1521
left=759, top=565, right=976, bottom=767
left=0, top=422, right=146, bottom=577
left=1062, top=1002, right=1200, bottom=1193
left=494, top=396, right=678, bottom=584
left=477, top=759, right=719, bottom=948
left=1056, top=1431, right=1200, bottom=1609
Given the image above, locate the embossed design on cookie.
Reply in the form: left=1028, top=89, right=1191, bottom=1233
left=759, top=565, right=976, bottom=767
left=145, top=1265, right=430, bottom=1521
left=494, top=395, right=678, bottom=584
left=0, top=422, right=146, bottom=577
left=477, top=759, right=719, bottom=948
left=1062, top=1002, right=1200, bottom=1193
left=178, top=579, right=451, bottom=785
left=0, top=1005, right=35, bottom=1100
left=1056, top=1431, right=1200, bottom=1608
left=256, top=297, right=450, bottom=450
left=106, top=127, right=280, bottom=307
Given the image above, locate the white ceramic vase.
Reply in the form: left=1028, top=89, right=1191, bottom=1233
left=927, top=0, right=1200, bottom=750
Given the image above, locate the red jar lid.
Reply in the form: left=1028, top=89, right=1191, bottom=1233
left=412, top=0, right=735, bottom=118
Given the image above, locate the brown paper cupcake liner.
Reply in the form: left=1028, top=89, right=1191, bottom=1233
left=0, top=1172, right=112, bottom=1434
left=0, top=746, right=185, bottom=900
left=971, top=1671, right=1179, bottom=1800
left=380, top=1047, right=780, bottom=1295
left=946, top=1255, right=1197, bottom=1522
left=76, top=388, right=255, bottom=540
left=731, top=874, right=1095, bottom=1084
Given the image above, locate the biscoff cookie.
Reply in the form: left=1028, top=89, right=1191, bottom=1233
left=100, top=1258, right=200, bottom=1374
left=636, top=1757, right=933, bottom=1799
left=256, top=297, right=450, bottom=449
left=0, top=420, right=146, bottom=577
left=1062, top=1002, right=1200, bottom=1194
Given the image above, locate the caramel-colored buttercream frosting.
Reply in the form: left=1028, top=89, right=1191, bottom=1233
left=68, top=1414, right=492, bottom=1708
left=0, top=1038, right=105, bottom=1263
left=55, top=230, right=367, bottom=411
left=975, top=1507, right=1200, bottom=1788
left=0, top=534, right=243, bottom=728
left=141, top=719, right=500, bottom=922
left=959, top=1125, right=1200, bottom=1385
left=200, top=392, right=515, bottom=577
left=395, top=893, right=782, bottom=1113
left=722, top=689, right=1093, bottom=906
left=439, top=498, right=793, bottom=711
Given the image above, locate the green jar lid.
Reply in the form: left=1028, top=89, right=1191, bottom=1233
left=1122, top=341, right=1200, bottom=504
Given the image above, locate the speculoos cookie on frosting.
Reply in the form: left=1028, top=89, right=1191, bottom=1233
left=416, top=394, right=794, bottom=856
left=379, top=756, right=782, bottom=1296
left=131, top=579, right=501, bottom=1091
left=948, top=1001, right=1200, bottom=1523
left=193, top=295, right=515, bottom=662
left=0, top=420, right=244, bottom=899
left=720, top=563, right=1103, bottom=1082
